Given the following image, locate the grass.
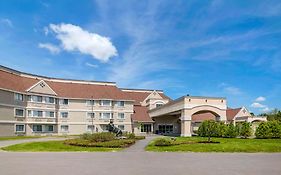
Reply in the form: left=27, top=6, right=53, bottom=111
left=0, top=136, right=43, bottom=141
left=146, top=137, right=281, bottom=152
left=1, top=141, right=121, bottom=152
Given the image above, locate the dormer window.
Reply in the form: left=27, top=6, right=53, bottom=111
left=156, top=103, right=163, bottom=108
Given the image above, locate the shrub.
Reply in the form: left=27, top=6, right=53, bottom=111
left=124, top=133, right=135, bottom=139
left=64, top=139, right=135, bottom=148
left=80, top=132, right=116, bottom=142
left=239, top=122, right=252, bottom=138
left=225, top=123, right=238, bottom=138
left=255, top=121, right=281, bottom=138
left=198, top=120, right=218, bottom=141
left=135, top=136, right=146, bottom=140
left=154, top=138, right=172, bottom=146
left=217, top=122, right=228, bottom=137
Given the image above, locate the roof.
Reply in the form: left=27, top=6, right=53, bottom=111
left=121, top=90, right=170, bottom=105
left=0, top=68, right=133, bottom=100
left=192, top=112, right=216, bottom=122
left=132, top=105, right=153, bottom=122
left=226, top=108, right=242, bottom=121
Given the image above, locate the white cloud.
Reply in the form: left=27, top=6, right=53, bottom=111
left=49, top=23, right=118, bottom=62
left=43, top=27, right=49, bottom=35
left=250, top=102, right=266, bottom=108
left=0, top=18, right=13, bottom=28
left=261, top=107, right=271, bottom=112
left=255, top=96, right=266, bottom=102
left=38, top=43, right=60, bottom=54
left=85, top=62, right=98, bottom=68
left=219, top=83, right=242, bottom=95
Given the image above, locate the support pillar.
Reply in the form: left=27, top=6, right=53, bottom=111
left=180, top=109, right=192, bottom=137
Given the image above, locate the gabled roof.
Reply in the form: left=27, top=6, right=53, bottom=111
left=226, top=108, right=242, bottom=121
left=132, top=105, right=153, bottom=122
left=0, top=68, right=133, bottom=100
left=121, top=89, right=170, bottom=105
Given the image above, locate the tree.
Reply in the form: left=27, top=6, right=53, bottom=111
left=198, top=120, right=218, bottom=142
left=239, top=122, right=252, bottom=138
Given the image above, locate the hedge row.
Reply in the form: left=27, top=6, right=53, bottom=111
left=198, top=120, right=252, bottom=138
left=64, top=139, right=135, bottom=148
left=255, top=121, right=281, bottom=138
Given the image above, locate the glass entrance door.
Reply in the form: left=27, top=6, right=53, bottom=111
left=158, top=125, right=173, bottom=134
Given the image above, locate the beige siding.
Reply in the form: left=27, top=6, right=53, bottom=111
left=0, top=123, right=15, bottom=136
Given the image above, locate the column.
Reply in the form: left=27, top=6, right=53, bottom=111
left=180, top=109, right=192, bottom=137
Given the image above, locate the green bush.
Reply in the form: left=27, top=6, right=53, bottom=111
left=154, top=138, right=172, bottom=146
left=198, top=120, right=218, bottom=141
left=217, top=122, right=228, bottom=137
left=124, top=133, right=135, bottom=139
left=225, top=123, right=238, bottom=138
left=239, top=122, right=252, bottom=138
left=255, top=121, right=281, bottom=138
left=80, top=132, right=116, bottom=142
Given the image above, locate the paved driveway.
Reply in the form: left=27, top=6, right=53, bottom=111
left=1, top=137, right=281, bottom=175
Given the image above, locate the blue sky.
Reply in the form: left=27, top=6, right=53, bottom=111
left=0, top=0, right=281, bottom=114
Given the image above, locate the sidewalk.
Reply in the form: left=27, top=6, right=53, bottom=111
left=123, top=136, right=159, bottom=152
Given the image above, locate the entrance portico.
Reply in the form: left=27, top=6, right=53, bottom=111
left=149, top=96, right=227, bottom=136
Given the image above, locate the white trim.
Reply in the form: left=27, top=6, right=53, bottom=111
left=26, top=80, right=57, bottom=95
left=14, top=108, right=25, bottom=117
left=14, top=124, right=25, bottom=133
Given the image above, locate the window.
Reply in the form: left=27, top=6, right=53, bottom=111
left=60, top=99, right=69, bottom=105
left=15, top=124, right=25, bottom=132
left=100, top=124, right=109, bottom=131
left=32, top=125, right=42, bottom=132
left=156, top=103, right=163, bottom=108
left=33, top=110, right=43, bottom=117
left=15, top=109, right=24, bottom=117
left=45, top=111, right=55, bottom=118
left=116, top=101, right=125, bottom=107
left=118, top=125, right=125, bottom=131
left=100, top=100, right=111, bottom=106
left=87, top=112, right=95, bottom=119
left=46, top=125, right=54, bottom=132
left=33, top=96, right=43, bottom=103
left=86, top=100, right=95, bottom=106
left=99, top=112, right=112, bottom=119
left=141, top=124, right=152, bottom=133
left=61, top=125, right=69, bottom=132
left=45, top=97, right=55, bottom=104
left=14, top=93, right=23, bottom=101
left=87, top=125, right=95, bottom=132
left=117, top=113, right=125, bottom=119
left=27, top=110, right=32, bottom=117
left=158, top=125, right=173, bottom=134
left=61, top=112, right=68, bottom=118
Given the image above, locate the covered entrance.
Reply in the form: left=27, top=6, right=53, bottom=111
left=149, top=96, right=227, bottom=136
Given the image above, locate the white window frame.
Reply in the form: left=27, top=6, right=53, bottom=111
left=45, top=97, right=55, bottom=104
left=100, top=100, right=111, bottom=106
left=45, top=111, right=55, bottom=118
left=32, top=124, right=43, bottom=133
left=31, top=95, right=43, bottom=103
left=86, top=100, right=95, bottom=106
left=14, top=93, right=24, bottom=101
left=87, top=112, right=95, bottom=119
left=60, top=99, right=69, bottom=105
left=61, top=112, right=69, bottom=118
left=33, top=110, right=44, bottom=118
left=15, top=124, right=25, bottom=132
left=14, top=108, right=24, bottom=117
left=45, top=125, right=54, bottom=132
left=117, top=113, right=125, bottom=120
left=61, top=125, right=69, bottom=132
left=99, top=112, right=112, bottom=119
left=87, top=125, right=95, bottom=132
left=116, top=101, right=125, bottom=107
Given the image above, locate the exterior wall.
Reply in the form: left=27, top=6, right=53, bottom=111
left=0, top=123, right=15, bottom=136
left=0, top=88, right=135, bottom=136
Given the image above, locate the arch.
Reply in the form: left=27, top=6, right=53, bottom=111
left=191, top=110, right=220, bottom=122
left=186, top=105, right=227, bottom=122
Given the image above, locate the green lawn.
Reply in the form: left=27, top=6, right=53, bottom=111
left=146, top=137, right=281, bottom=152
left=0, top=136, right=43, bottom=141
left=1, top=141, right=121, bottom=152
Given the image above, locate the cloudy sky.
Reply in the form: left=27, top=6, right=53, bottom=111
left=0, top=0, right=280, bottom=114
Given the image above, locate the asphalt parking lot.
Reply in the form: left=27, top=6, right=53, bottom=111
left=1, top=152, right=280, bottom=175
